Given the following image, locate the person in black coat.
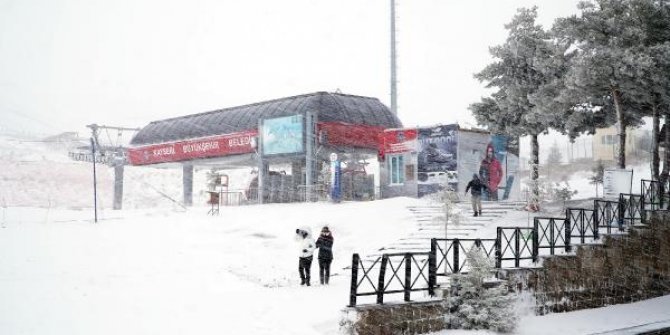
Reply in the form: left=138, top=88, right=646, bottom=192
left=315, top=226, right=334, bottom=285
left=465, top=173, right=488, bottom=217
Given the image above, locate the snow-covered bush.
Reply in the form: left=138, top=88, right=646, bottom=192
left=445, top=246, right=518, bottom=333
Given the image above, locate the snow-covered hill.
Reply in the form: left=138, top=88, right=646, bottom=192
left=0, top=134, right=258, bottom=209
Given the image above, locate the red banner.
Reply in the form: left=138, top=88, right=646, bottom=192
left=128, top=130, right=257, bottom=165
left=380, top=128, right=418, bottom=154
left=317, top=122, right=385, bottom=149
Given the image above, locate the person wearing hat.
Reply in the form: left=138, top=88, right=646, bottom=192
left=295, top=228, right=316, bottom=286
left=315, top=226, right=334, bottom=285
left=465, top=173, right=488, bottom=217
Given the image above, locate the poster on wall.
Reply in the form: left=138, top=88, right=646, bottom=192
left=417, top=125, right=458, bottom=197
left=457, top=131, right=520, bottom=201
left=603, top=169, right=633, bottom=199
left=261, top=115, right=304, bottom=156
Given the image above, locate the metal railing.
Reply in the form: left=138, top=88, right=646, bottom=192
left=641, top=179, right=664, bottom=211
left=348, top=178, right=667, bottom=306
left=566, top=208, right=598, bottom=243
left=534, top=217, right=571, bottom=255
left=430, top=238, right=497, bottom=276
left=620, top=193, right=644, bottom=226
left=594, top=199, right=623, bottom=234
left=349, top=254, right=384, bottom=306
left=495, top=227, right=537, bottom=268
left=349, top=252, right=435, bottom=306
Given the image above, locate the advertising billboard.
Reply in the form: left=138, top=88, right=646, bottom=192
left=458, top=131, right=520, bottom=201
left=417, top=125, right=458, bottom=197
left=261, top=114, right=304, bottom=156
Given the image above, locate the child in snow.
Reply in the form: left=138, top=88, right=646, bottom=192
left=315, top=226, right=334, bottom=285
left=295, top=228, right=316, bottom=286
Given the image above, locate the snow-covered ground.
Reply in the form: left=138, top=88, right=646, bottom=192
left=1, top=134, right=668, bottom=334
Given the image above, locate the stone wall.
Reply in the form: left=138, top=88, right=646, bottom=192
left=524, top=211, right=670, bottom=313
left=341, top=301, right=446, bottom=335
left=345, top=212, right=670, bottom=334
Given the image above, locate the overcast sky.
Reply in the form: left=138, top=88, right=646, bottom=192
left=0, top=0, right=583, bottom=137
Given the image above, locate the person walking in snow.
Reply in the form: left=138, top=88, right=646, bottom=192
left=315, top=226, right=334, bottom=285
left=465, top=173, right=488, bottom=217
left=295, top=228, right=316, bottom=286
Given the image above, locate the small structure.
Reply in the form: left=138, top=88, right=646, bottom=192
left=378, top=125, right=520, bottom=200
left=127, top=92, right=402, bottom=206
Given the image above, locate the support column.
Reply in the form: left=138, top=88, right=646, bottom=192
left=305, top=111, right=318, bottom=202
left=113, top=160, right=124, bottom=210
left=258, top=162, right=269, bottom=204
left=257, top=118, right=266, bottom=204
left=183, top=164, right=193, bottom=206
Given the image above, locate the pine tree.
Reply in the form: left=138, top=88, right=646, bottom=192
left=553, top=0, right=660, bottom=169
left=445, top=247, right=518, bottom=333
left=470, top=7, right=571, bottom=211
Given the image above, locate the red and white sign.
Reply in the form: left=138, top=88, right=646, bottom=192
left=128, top=130, right=258, bottom=165
left=380, top=128, right=418, bottom=154
left=317, top=122, right=385, bottom=149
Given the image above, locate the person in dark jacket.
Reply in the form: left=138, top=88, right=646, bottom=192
left=295, top=228, right=316, bottom=286
left=465, top=173, right=488, bottom=217
left=315, top=226, right=334, bottom=285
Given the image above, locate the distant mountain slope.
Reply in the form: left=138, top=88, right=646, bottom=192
left=0, top=134, right=257, bottom=209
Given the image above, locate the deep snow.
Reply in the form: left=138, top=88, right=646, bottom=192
left=0, top=134, right=668, bottom=334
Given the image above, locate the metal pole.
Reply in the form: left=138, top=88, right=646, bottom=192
left=349, top=254, right=360, bottom=307
left=377, top=255, right=389, bottom=304
left=404, top=253, right=411, bottom=302
left=390, top=0, right=397, bottom=116
left=428, top=239, right=436, bottom=296
left=91, top=138, right=98, bottom=223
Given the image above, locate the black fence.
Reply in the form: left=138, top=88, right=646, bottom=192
left=349, top=252, right=435, bottom=306
left=641, top=179, right=664, bottom=211
left=620, top=193, right=644, bottom=226
left=496, top=227, right=537, bottom=268
left=349, top=178, right=664, bottom=306
left=566, top=208, right=598, bottom=243
left=594, top=199, right=623, bottom=234
left=431, top=238, right=497, bottom=276
left=534, top=217, right=570, bottom=255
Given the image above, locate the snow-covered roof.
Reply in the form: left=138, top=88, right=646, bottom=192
left=130, top=92, right=402, bottom=146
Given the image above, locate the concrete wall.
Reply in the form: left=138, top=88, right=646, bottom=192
left=380, top=151, right=417, bottom=198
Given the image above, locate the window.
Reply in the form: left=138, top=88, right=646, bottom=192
left=389, top=155, right=405, bottom=185
left=601, top=135, right=616, bottom=145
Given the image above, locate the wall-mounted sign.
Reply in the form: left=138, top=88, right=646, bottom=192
left=261, top=114, right=304, bottom=156
left=127, top=130, right=257, bottom=165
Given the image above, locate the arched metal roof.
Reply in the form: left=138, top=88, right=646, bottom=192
left=130, top=92, right=402, bottom=146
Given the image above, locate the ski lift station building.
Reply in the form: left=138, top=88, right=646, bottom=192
left=127, top=92, right=402, bottom=205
